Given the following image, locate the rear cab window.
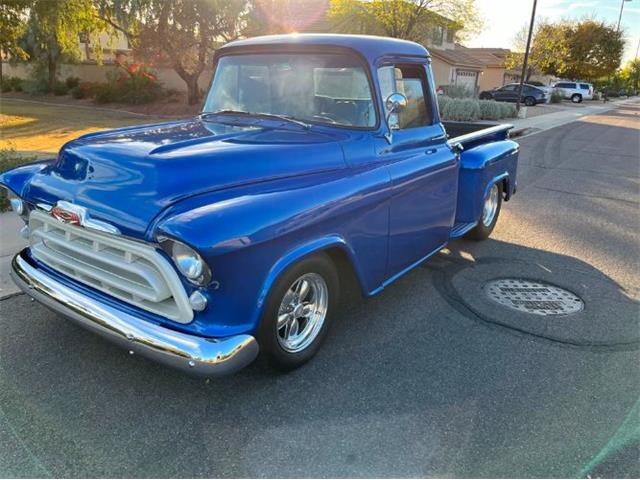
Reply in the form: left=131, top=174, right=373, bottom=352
left=378, top=64, right=432, bottom=129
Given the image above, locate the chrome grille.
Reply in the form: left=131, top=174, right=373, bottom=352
left=28, top=210, right=193, bottom=323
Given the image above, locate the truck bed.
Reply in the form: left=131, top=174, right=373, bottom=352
left=443, top=121, right=513, bottom=149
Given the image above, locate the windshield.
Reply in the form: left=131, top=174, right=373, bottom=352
left=203, top=53, right=377, bottom=128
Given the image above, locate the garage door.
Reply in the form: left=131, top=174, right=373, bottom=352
left=455, top=70, right=478, bottom=90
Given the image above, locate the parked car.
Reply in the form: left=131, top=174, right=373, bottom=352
left=1, top=34, right=519, bottom=376
left=552, top=81, right=594, bottom=103
left=527, top=81, right=553, bottom=97
left=479, top=83, right=547, bottom=106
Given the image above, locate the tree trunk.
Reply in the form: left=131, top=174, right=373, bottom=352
left=47, top=50, right=57, bottom=91
left=186, top=75, right=200, bottom=105
left=174, top=63, right=203, bottom=106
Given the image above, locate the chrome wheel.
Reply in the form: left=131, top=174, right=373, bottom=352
left=276, top=273, right=329, bottom=353
left=482, top=184, right=500, bottom=227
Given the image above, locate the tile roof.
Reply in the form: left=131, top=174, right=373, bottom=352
left=428, top=47, right=485, bottom=69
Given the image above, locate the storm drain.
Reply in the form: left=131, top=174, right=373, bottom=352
left=484, top=279, right=584, bottom=316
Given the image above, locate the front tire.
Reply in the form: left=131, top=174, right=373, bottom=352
left=571, top=93, right=582, bottom=103
left=257, top=254, right=339, bottom=371
left=467, top=182, right=503, bottom=241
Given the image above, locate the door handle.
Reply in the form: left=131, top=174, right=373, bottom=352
left=425, top=148, right=437, bottom=155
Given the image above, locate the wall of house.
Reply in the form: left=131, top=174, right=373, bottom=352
left=430, top=57, right=453, bottom=88
left=1, top=62, right=214, bottom=93
left=478, top=66, right=506, bottom=91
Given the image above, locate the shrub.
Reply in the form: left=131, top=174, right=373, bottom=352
left=440, top=97, right=480, bottom=121
left=499, top=102, right=517, bottom=118
left=93, top=83, right=119, bottom=103
left=52, top=81, right=69, bottom=96
left=22, top=78, right=50, bottom=95
left=479, top=100, right=502, bottom=120
left=11, top=77, right=23, bottom=92
left=65, top=76, right=81, bottom=89
left=72, top=82, right=98, bottom=99
left=440, top=84, right=475, bottom=99
left=93, top=62, right=162, bottom=104
left=549, top=89, right=563, bottom=103
left=3, top=76, right=24, bottom=92
left=437, top=95, right=451, bottom=116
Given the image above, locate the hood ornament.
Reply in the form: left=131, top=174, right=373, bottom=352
left=50, top=201, right=121, bottom=235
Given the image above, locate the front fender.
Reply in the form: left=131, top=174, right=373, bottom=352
left=0, top=161, right=55, bottom=197
left=151, top=166, right=391, bottom=338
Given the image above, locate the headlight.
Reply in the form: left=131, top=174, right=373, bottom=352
left=4, top=189, right=29, bottom=223
left=10, top=197, right=24, bottom=215
left=158, top=237, right=212, bottom=285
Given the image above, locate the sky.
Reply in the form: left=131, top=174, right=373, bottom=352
left=466, top=0, right=640, bottom=64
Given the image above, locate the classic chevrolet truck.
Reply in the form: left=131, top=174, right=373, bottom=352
left=1, top=34, right=518, bottom=376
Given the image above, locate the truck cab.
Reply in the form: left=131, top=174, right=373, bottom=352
left=1, top=34, right=518, bottom=376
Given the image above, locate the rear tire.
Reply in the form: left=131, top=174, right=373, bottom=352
left=571, top=93, right=582, bottom=103
left=257, top=253, right=339, bottom=371
left=524, top=96, right=536, bottom=106
left=467, top=182, right=503, bottom=241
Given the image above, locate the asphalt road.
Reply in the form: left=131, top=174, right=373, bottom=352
left=1, top=104, right=639, bottom=478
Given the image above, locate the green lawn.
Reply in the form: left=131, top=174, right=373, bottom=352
left=1, top=98, right=172, bottom=156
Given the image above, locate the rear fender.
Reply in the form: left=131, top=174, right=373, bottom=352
left=454, top=140, right=518, bottom=224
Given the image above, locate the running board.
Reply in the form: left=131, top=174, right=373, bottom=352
left=450, top=221, right=477, bottom=239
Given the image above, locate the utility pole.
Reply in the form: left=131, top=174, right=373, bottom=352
left=516, top=0, right=538, bottom=112
left=617, top=0, right=631, bottom=32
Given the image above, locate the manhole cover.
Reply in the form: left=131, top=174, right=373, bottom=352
left=485, top=279, right=584, bottom=316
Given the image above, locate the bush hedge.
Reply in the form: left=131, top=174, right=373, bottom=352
left=438, top=96, right=517, bottom=121
left=550, top=90, right=563, bottom=103
left=1, top=76, right=24, bottom=92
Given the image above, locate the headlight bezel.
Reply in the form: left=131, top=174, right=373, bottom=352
left=3, top=187, right=30, bottom=223
left=157, top=236, right=212, bottom=286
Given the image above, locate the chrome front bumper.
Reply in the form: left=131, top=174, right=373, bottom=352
left=11, top=250, right=259, bottom=376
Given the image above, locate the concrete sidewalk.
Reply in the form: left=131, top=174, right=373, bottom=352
left=511, top=98, right=639, bottom=136
left=0, top=213, right=27, bottom=298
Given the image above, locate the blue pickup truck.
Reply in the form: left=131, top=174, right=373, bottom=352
left=1, top=34, right=518, bottom=376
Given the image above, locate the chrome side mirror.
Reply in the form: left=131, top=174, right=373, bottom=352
left=385, top=92, right=408, bottom=115
left=384, top=93, right=407, bottom=144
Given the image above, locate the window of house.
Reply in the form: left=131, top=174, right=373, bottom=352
left=446, top=29, right=455, bottom=43
left=432, top=26, right=444, bottom=46
left=378, top=65, right=432, bottom=130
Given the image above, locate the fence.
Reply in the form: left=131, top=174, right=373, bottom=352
left=1, top=62, right=214, bottom=93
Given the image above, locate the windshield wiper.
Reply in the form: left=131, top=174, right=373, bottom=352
left=202, top=110, right=311, bottom=130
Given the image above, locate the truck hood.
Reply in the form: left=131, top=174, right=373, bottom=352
left=23, top=118, right=347, bottom=238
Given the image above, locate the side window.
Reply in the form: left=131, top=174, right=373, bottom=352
left=580, top=83, right=590, bottom=90
left=568, top=83, right=577, bottom=89
left=378, top=65, right=432, bottom=130
left=502, top=85, right=517, bottom=91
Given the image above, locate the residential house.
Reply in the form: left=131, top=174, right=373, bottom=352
left=78, top=31, right=131, bottom=64
left=454, top=46, right=519, bottom=91
left=423, top=25, right=485, bottom=92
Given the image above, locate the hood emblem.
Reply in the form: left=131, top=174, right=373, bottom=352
left=49, top=201, right=121, bottom=235
left=51, top=205, right=82, bottom=225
